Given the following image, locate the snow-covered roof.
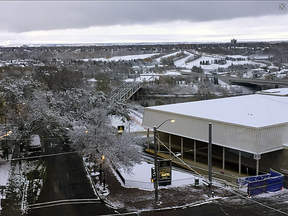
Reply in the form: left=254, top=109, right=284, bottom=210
left=87, top=78, right=97, bottom=82
left=145, top=94, right=288, bottom=128
left=257, top=88, right=288, bottom=97
left=30, top=134, right=41, bottom=146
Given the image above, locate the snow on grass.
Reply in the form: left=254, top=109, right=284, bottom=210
left=155, top=51, right=183, bottom=63
left=226, top=55, right=248, bottom=59
left=82, top=53, right=160, bottom=62
left=125, top=75, right=155, bottom=83
left=217, top=79, right=253, bottom=95
left=173, top=51, right=195, bottom=66
left=0, top=155, right=12, bottom=211
left=174, top=54, right=266, bottom=70
left=0, top=155, right=12, bottom=186
left=118, top=161, right=199, bottom=190
left=249, top=54, right=271, bottom=60
left=109, top=110, right=146, bottom=133
left=174, top=55, right=217, bottom=69
left=82, top=52, right=268, bottom=76
left=125, top=70, right=181, bottom=83
left=165, top=70, right=182, bottom=76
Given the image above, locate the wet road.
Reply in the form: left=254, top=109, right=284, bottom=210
left=139, top=203, right=254, bottom=216
left=28, top=139, right=115, bottom=216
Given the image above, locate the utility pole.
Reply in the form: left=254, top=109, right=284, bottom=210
left=153, top=126, right=158, bottom=203
left=208, top=123, right=212, bottom=197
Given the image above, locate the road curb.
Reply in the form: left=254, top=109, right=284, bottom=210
left=82, top=159, right=117, bottom=210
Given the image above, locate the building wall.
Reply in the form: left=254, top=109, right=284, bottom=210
left=257, top=124, right=288, bottom=154
left=143, top=108, right=288, bottom=155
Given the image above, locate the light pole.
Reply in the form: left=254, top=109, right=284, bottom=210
left=101, top=155, right=106, bottom=190
left=208, top=123, right=212, bottom=197
left=154, top=119, right=175, bottom=204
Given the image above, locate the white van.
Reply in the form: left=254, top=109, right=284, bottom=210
left=29, top=134, right=42, bottom=151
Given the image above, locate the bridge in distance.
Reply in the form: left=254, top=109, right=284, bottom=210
left=222, top=76, right=288, bottom=88
left=180, top=71, right=288, bottom=88
left=108, top=72, right=288, bottom=101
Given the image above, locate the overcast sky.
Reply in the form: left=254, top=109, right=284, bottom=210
left=0, top=1, right=287, bottom=45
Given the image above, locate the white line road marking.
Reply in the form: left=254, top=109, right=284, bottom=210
left=28, top=198, right=101, bottom=210
left=28, top=201, right=101, bottom=210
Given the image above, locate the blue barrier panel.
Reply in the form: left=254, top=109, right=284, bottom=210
left=267, top=176, right=283, bottom=192
left=246, top=169, right=284, bottom=195
left=238, top=174, right=270, bottom=187
left=248, top=179, right=267, bottom=195
left=270, top=169, right=282, bottom=177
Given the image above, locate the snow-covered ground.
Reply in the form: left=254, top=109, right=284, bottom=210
left=257, top=87, right=288, bottom=96
left=173, top=51, right=195, bottom=66
left=174, top=54, right=266, bottom=70
left=81, top=53, right=160, bottom=62
left=78, top=51, right=270, bottom=75
left=118, top=161, right=200, bottom=190
left=109, top=108, right=146, bottom=133
left=0, top=156, right=11, bottom=186
left=155, top=51, right=183, bottom=63
left=0, top=155, right=12, bottom=211
left=124, top=70, right=182, bottom=83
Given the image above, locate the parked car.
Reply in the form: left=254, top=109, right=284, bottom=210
left=29, top=134, right=42, bottom=151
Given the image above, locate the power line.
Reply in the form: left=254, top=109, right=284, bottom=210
left=10, top=151, right=79, bottom=161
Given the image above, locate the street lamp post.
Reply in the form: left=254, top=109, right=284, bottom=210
left=153, top=119, right=175, bottom=204
left=101, top=155, right=106, bottom=190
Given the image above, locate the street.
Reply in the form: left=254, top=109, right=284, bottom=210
left=28, top=138, right=116, bottom=216
left=139, top=203, right=254, bottom=216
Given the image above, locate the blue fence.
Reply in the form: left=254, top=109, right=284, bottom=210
left=237, top=169, right=284, bottom=196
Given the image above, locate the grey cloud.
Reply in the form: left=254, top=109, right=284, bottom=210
left=0, top=1, right=284, bottom=33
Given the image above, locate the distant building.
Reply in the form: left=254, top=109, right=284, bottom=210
left=178, top=44, right=197, bottom=49
left=231, top=39, right=237, bottom=46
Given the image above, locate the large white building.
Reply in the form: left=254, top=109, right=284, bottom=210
left=142, top=93, right=288, bottom=175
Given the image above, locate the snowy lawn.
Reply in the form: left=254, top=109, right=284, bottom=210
left=104, top=160, right=235, bottom=211
left=0, top=156, right=11, bottom=186
left=118, top=161, right=200, bottom=190
left=0, top=155, right=12, bottom=211
left=173, top=53, right=266, bottom=70
left=109, top=108, right=146, bottom=133
left=155, top=51, right=183, bottom=63
left=82, top=53, right=160, bottom=62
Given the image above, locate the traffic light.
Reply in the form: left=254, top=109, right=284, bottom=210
left=151, top=167, right=156, bottom=181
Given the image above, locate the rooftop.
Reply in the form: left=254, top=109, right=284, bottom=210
left=146, top=94, right=288, bottom=128
left=257, top=88, right=288, bottom=96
